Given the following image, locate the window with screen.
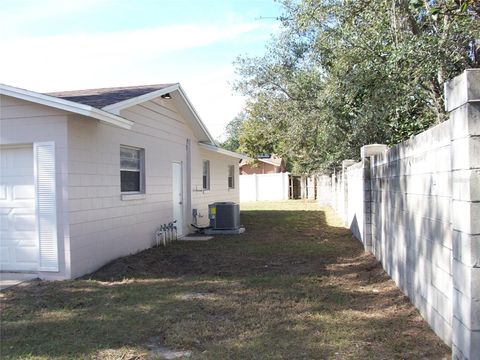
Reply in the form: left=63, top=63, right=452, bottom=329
left=202, top=160, right=210, bottom=190
left=120, top=146, right=144, bottom=193
left=228, top=165, right=235, bottom=189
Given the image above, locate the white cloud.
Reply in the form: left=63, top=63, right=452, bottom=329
left=0, top=23, right=259, bottom=91
left=0, top=21, right=263, bottom=139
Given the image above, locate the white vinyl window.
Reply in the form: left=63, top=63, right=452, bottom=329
left=228, top=165, right=235, bottom=189
left=202, top=160, right=210, bottom=190
left=120, top=146, right=145, bottom=193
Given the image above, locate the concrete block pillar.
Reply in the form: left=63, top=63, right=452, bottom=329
left=446, top=69, right=480, bottom=360
left=341, top=160, right=356, bottom=225
left=360, top=144, right=388, bottom=252
left=331, top=171, right=337, bottom=210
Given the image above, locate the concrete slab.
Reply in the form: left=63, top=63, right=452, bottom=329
left=178, top=235, right=213, bottom=241
left=204, top=227, right=246, bottom=235
left=0, top=272, right=37, bottom=291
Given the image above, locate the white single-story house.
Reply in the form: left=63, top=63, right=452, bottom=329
left=0, top=83, right=246, bottom=280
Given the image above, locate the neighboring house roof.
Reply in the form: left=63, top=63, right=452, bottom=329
left=240, top=154, right=284, bottom=168
left=259, top=154, right=283, bottom=167
left=46, top=84, right=174, bottom=109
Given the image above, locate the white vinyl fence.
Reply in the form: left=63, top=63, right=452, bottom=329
left=240, top=172, right=289, bottom=202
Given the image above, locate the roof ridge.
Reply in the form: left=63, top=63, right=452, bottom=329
left=45, top=83, right=177, bottom=96
left=43, top=83, right=178, bottom=109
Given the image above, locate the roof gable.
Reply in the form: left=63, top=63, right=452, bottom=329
left=47, top=83, right=215, bottom=144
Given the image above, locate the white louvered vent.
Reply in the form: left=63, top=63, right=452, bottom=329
left=34, top=142, right=59, bottom=272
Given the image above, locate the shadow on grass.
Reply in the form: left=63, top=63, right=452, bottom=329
left=86, top=210, right=361, bottom=281
left=0, top=206, right=450, bottom=359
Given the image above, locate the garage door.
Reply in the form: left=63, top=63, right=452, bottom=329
left=0, top=146, right=38, bottom=271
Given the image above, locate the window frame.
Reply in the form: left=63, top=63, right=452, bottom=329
left=120, top=145, right=145, bottom=194
left=228, top=164, right=235, bottom=189
left=202, top=160, right=210, bottom=190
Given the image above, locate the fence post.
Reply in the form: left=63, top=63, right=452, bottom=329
left=360, top=144, right=388, bottom=252
left=283, top=172, right=289, bottom=200
left=446, top=69, right=480, bottom=360
left=331, top=172, right=336, bottom=209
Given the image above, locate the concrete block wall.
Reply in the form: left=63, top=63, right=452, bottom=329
left=447, top=70, right=480, bottom=360
left=345, top=161, right=364, bottom=241
left=317, top=175, right=332, bottom=206
left=369, top=123, right=453, bottom=344
left=318, top=69, right=480, bottom=359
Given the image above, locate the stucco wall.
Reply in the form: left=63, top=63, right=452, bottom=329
left=0, top=95, right=71, bottom=279
left=66, top=98, right=239, bottom=278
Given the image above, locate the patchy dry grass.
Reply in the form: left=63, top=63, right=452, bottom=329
left=1, top=201, right=450, bottom=359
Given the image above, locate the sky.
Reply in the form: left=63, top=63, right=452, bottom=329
left=0, top=0, right=283, bottom=140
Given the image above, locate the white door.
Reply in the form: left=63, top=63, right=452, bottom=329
left=0, top=146, right=38, bottom=271
left=172, top=162, right=184, bottom=236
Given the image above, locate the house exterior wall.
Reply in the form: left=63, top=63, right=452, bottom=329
left=0, top=95, right=71, bottom=279
left=66, top=98, right=239, bottom=278
left=191, top=148, right=239, bottom=226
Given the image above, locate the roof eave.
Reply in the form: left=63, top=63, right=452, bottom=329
left=0, top=84, right=133, bottom=130
left=199, top=142, right=248, bottom=160
left=176, top=85, right=216, bottom=144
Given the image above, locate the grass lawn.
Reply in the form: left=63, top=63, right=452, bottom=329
left=1, top=201, right=450, bottom=359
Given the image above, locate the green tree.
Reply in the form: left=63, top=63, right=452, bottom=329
left=219, top=112, right=247, bottom=152
left=233, top=0, right=479, bottom=173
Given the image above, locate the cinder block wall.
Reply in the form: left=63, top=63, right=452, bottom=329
left=370, top=120, right=453, bottom=343
left=318, top=70, right=480, bottom=359
left=345, top=162, right=364, bottom=241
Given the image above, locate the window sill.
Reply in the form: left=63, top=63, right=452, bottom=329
left=121, top=193, right=146, bottom=201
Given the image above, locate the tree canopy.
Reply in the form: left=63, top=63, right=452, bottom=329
left=225, top=0, right=479, bottom=174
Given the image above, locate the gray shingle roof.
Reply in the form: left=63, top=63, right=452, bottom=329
left=45, top=84, right=175, bottom=109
